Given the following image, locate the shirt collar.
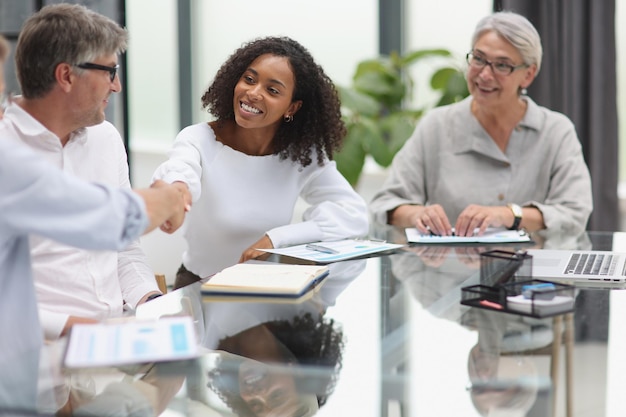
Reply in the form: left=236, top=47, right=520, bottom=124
left=4, top=101, right=88, bottom=146
left=454, top=96, right=541, bottom=156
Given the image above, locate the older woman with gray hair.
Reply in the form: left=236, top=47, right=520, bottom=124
left=369, top=11, right=592, bottom=237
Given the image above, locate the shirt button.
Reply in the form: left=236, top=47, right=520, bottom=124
left=498, top=193, right=505, bottom=201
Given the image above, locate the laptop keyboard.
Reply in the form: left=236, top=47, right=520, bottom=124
left=565, top=253, right=618, bottom=276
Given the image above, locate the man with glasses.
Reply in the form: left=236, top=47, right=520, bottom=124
left=8, top=2, right=167, bottom=339
left=0, top=29, right=188, bottom=412
left=370, top=11, right=592, bottom=238
left=2, top=5, right=190, bottom=414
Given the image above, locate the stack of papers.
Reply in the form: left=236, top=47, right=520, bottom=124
left=201, top=263, right=329, bottom=299
left=406, top=228, right=531, bottom=244
left=506, top=294, right=575, bottom=316
left=64, top=316, right=199, bottom=368
left=259, top=239, right=404, bottom=263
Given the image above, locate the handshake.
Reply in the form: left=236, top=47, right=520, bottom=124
left=135, top=180, right=193, bottom=235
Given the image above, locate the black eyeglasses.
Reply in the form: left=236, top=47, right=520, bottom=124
left=75, top=62, right=119, bottom=82
left=466, top=52, right=528, bottom=76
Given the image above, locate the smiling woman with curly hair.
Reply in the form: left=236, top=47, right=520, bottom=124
left=153, top=36, right=369, bottom=287
left=203, top=36, right=346, bottom=168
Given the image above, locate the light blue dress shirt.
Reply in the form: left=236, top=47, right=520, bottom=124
left=0, top=133, right=148, bottom=410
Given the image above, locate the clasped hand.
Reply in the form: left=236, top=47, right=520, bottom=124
left=414, top=204, right=511, bottom=237
left=144, top=180, right=192, bottom=234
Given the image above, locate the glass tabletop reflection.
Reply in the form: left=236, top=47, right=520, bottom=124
left=7, top=228, right=626, bottom=417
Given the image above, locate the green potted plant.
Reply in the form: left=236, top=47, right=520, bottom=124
left=335, top=49, right=469, bottom=186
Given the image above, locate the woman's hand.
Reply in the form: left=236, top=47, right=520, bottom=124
left=454, top=205, right=512, bottom=237
left=239, top=234, right=274, bottom=263
left=391, top=204, right=453, bottom=236
left=410, top=204, right=454, bottom=236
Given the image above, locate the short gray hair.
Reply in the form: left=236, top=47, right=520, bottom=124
left=471, top=11, right=542, bottom=73
left=15, top=3, right=128, bottom=99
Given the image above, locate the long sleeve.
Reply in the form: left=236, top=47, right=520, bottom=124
left=152, top=127, right=204, bottom=202
left=38, top=310, right=69, bottom=340
left=524, top=118, right=593, bottom=234
left=118, top=240, right=160, bottom=308
left=115, top=135, right=159, bottom=308
left=0, top=143, right=147, bottom=250
left=267, top=160, right=369, bottom=247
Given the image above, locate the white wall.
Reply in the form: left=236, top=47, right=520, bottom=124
left=126, top=0, right=180, bottom=154
left=405, top=0, right=491, bottom=108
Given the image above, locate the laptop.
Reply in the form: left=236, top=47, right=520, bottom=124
left=527, top=249, right=626, bottom=285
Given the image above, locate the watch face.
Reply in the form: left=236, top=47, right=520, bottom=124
left=510, top=204, right=522, bottom=217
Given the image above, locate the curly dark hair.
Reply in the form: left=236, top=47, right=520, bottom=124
left=207, top=313, right=345, bottom=416
left=201, top=36, right=346, bottom=167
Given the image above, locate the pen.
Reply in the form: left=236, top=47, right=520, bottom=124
left=479, top=299, right=503, bottom=310
left=426, top=227, right=455, bottom=237
left=305, top=244, right=339, bottom=254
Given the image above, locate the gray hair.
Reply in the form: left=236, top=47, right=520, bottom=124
left=471, top=11, right=542, bottom=73
left=15, top=3, right=128, bottom=99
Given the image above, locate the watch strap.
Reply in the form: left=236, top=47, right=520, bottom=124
left=507, top=204, right=522, bottom=230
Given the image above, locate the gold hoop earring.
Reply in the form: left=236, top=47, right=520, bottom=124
left=284, top=115, right=293, bottom=123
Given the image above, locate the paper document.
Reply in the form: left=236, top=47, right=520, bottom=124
left=201, top=263, right=329, bottom=298
left=260, top=239, right=404, bottom=262
left=406, top=227, right=531, bottom=244
left=64, top=316, right=199, bottom=368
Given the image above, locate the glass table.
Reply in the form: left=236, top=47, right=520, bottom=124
left=5, top=228, right=626, bottom=417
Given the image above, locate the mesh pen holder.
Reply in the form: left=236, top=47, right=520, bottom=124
left=479, top=249, right=533, bottom=287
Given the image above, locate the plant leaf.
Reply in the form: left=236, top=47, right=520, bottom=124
left=359, top=118, right=394, bottom=167
left=435, top=71, right=469, bottom=106
left=379, top=114, right=418, bottom=157
left=401, top=48, right=452, bottom=65
left=335, top=124, right=367, bottom=186
left=430, top=67, right=458, bottom=91
left=337, top=85, right=381, bottom=117
left=336, top=48, right=470, bottom=185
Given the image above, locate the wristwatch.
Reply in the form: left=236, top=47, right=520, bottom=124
left=507, top=203, right=523, bottom=230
